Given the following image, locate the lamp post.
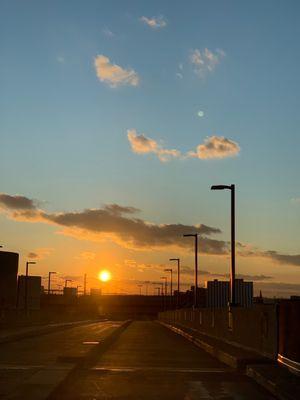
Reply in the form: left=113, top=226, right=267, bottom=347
left=155, top=287, right=161, bottom=296
left=77, top=285, right=82, bottom=296
left=211, top=184, right=236, bottom=306
left=65, top=279, right=72, bottom=288
left=83, top=273, right=87, bottom=296
left=160, top=276, right=168, bottom=296
left=25, top=261, right=36, bottom=314
left=183, top=234, right=199, bottom=308
left=144, top=281, right=150, bottom=296
left=48, top=271, right=56, bottom=294
left=164, top=269, right=173, bottom=296
left=137, top=284, right=143, bottom=295
left=170, top=258, right=180, bottom=307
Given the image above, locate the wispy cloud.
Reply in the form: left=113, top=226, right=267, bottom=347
left=27, top=248, right=53, bottom=260
left=190, top=48, right=225, bottom=78
left=94, top=55, right=139, bottom=88
left=127, top=130, right=240, bottom=161
left=102, top=27, right=115, bottom=38
left=0, top=193, right=223, bottom=252
left=140, top=15, right=167, bottom=29
left=188, top=136, right=240, bottom=159
left=127, top=129, right=181, bottom=162
left=0, top=193, right=38, bottom=210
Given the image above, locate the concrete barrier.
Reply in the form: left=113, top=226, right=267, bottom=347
left=159, top=304, right=278, bottom=360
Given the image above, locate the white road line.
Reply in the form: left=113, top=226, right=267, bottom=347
left=91, top=366, right=228, bottom=373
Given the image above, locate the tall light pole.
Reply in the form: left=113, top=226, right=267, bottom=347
left=77, top=285, right=82, bottom=295
left=211, top=184, right=236, bottom=306
left=25, top=261, right=36, bottom=314
left=183, top=234, right=199, bottom=308
left=137, top=284, right=143, bottom=295
left=161, top=276, right=167, bottom=296
left=164, top=269, right=173, bottom=296
left=48, top=271, right=56, bottom=294
left=144, top=280, right=150, bottom=296
left=65, top=279, right=72, bottom=288
left=170, top=258, right=180, bottom=307
left=83, top=273, right=87, bottom=295
left=155, top=287, right=161, bottom=296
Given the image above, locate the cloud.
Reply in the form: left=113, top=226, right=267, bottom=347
left=127, top=130, right=240, bottom=161
left=0, top=193, right=223, bottom=252
left=94, top=55, right=139, bottom=88
left=264, top=251, right=300, bottom=267
left=180, top=266, right=272, bottom=281
left=127, top=129, right=181, bottom=162
left=79, top=251, right=96, bottom=261
left=188, top=136, right=240, bottom=159
left=140, top=16, right=167, bottom=29
left=0, top=193, right=38, bottom=210
left=3, top=194, right=300, bottom=267
left=102, top=28, right=114, bottom=38
left=190, top=48, right=225, bottom=78
left=291, top=197, right=300, bottom=204
left=27, top=248, right=53, bottom=260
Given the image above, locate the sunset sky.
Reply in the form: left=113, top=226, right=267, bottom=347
left=1, top=0, right=300, bottom=297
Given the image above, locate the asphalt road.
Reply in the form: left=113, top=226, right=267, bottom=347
left=0, top=321, right=122, bottom=399
left=54, top=321, right=276, bottom=400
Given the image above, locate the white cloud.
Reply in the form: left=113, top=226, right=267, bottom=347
left=188, top=136, right=240, bottom=159
left=190, top=48, right=225, bottom=78
left=127, top=130, right=240, bottom=161
left=102, top=28, right=114, bottom=37
left=140, top=15, right=167, bottom=29
left=127, top=129, right=180, bottom=162
left=291, top=197, right=300, bottom=204
left=94, top=55, right=139, bottom=88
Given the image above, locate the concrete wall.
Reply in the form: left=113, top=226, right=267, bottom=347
left=159, top=304, right=278, bottom=360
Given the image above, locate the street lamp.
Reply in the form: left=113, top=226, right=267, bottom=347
left=65, top=279, right=72, bottom=288
left=211, top=184, right=236, bottom=306
left=155, top=287, right=161, bottom=296
left=144, top=280, right=150, bottom=296
left=164, top=269, right=173, bottom=296
left=183, top=234, right=199, bottom=308
left=25, top=261, right=36, bottom=314
left=77, top=285, right=82, bottom=295
left=160, top=276, right=168, bottom=296
left=137, top=284, right=143, bottom=295
left=170, top=258, right=180, bottom=307
left=48, top=271, right=56, bottom=294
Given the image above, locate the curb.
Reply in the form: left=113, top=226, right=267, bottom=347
left=159, top=321, right=266, bottom=370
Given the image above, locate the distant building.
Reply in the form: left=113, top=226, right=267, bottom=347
left=90, top=288, right=102, bottom=297
left=0, top=251, right=19, bottom=309
left=17, top=275, right=41, bottom=310
left=205, top=279, right=253, bottom=308
left=63, top=287, right=77, bottom=297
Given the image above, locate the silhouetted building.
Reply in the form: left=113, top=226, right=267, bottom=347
left=90, top=288, right=102, bottom=297
left=63, top=287, right=77, bottom=297
left=17, top=275, right=41, bottom=310
left=0, top=251, right=19, bottom=309
left=205, top=279, right=253, bottom=308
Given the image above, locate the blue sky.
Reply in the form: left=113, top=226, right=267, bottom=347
left=1, top=1, right=300, bottom=295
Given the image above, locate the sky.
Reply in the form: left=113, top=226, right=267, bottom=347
left=1, top=0, right=300, bottom=297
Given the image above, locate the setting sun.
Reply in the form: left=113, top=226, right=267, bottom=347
left=98, top=270, right=111, bottom=282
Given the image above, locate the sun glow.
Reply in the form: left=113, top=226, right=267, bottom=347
left=98, top=270, right=111, bottom=282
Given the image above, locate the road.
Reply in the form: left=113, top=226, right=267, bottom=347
left=0, top=320, right=122, bottom=399
left=54, top=321, right=275, bottom=399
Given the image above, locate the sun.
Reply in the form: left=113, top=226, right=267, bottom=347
left=98, top=270, right=111, bottom=282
